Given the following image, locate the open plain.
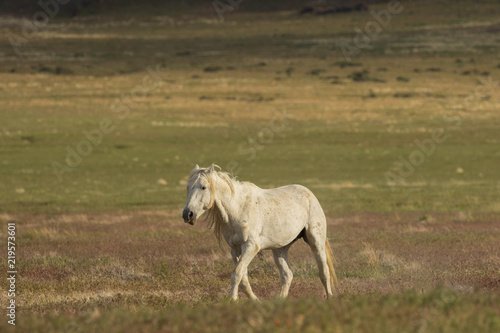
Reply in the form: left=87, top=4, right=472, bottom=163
left=0, top=0, right=499, bottom=331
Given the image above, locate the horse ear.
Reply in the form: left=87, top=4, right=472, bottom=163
left=208, top=163, right=215, bottom=173
left=195, top=164, right=200, bottom=169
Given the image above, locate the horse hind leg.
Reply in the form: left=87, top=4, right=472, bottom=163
left=305, top=228, right=333, bottom=298
left=272, top=245, right=293, bottom=298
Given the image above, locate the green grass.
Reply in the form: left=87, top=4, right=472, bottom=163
left=2, top=289, right=499, bottom=333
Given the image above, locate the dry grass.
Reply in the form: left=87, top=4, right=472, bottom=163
left=1, top=210, right=498, bottom=316
left=1, top=211, right=498, bottom=332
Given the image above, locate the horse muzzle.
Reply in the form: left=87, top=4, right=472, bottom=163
left=182, top=208, right=195, bottom=225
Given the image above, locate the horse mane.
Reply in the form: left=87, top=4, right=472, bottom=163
left=187, top=164, right=235, bottom=246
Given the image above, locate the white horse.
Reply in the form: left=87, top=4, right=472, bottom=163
left=182, top=164, right=338, bottom=301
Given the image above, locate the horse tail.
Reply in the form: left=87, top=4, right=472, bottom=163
left=325, top=239, right=338, bottom=291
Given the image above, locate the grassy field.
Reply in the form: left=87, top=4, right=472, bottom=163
left=0, top=0, right=499, bottom=331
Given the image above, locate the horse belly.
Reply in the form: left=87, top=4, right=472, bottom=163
left=259, top=206, right=308, bottom=249
left=254, top=184, right=313, bottom=250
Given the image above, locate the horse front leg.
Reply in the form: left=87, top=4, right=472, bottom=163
left=231, top=247, right=259, bottom=301
left=230, top=241, right=259, bottom=301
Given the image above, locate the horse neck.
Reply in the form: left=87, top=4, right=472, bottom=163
left=213, top=176, right=243, bottom=223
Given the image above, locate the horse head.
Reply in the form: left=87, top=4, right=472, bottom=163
left=182, top=164, right=218, bottom=225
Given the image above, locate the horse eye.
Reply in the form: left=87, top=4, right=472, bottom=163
left=201, top=186, right=206, bottom=190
